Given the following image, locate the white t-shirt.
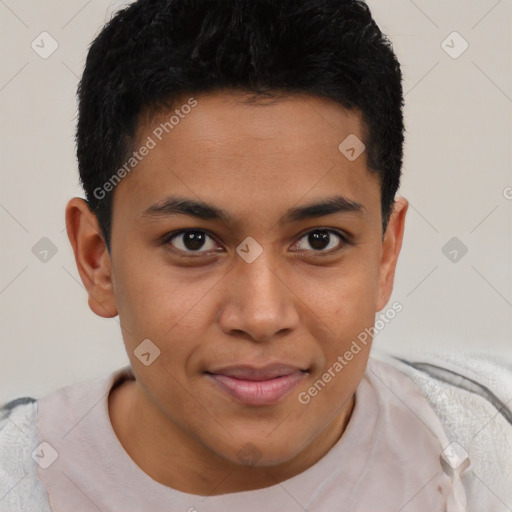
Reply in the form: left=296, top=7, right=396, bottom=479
left=28, top=358, right=466, bottom=511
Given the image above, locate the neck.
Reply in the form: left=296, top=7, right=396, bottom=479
left=108, top=378, right=354, bottom=496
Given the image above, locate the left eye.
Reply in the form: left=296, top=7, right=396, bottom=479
left=293, top=229, right=346, bottom=253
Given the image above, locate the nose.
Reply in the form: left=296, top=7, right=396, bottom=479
left=218, top=248, right=300, bottom=343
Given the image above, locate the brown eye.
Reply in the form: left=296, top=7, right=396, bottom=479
left=165, top=230, right=220, bottom=253
left=294, top=229, right=346, bottom=253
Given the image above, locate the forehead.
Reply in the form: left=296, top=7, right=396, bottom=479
left=113, top=91, right=380, bottom=225
left=140, top=91, right=365, bottom=156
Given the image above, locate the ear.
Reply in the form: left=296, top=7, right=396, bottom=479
left=65, top=197, right=118, bottom=318
left=375, top=197, right=408, bottom=312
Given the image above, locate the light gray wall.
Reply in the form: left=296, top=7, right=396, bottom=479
left=1, top=0, right=511, bottom=404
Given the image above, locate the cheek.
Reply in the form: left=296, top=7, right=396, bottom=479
left=308, top=259, right=378, bottom=373
left=308, top=258, right=379, bottom=326
left=112, top=254, right=210, bottom=337
left=112, top=258, right=215, bottom=383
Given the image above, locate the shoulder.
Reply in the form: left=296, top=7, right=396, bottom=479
left=0, top=398, right=52, bottom=512
left=373, top=350, right=512, bottom=512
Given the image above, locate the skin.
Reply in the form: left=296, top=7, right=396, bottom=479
left=65, top=90, right=408, bottom=495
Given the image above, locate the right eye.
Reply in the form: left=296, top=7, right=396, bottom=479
left=162, top=229, right=223, bottom=255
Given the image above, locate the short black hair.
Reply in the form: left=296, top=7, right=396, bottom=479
left=76, top=0, right=404, bottom=252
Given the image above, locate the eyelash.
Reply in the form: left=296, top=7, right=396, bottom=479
left=161, top=228, right=350, bottom=257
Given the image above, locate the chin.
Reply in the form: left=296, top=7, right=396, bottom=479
left=219, top=435, right=305, bottom=468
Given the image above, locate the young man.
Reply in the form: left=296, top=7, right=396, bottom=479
left=1, top=1, right=511, bottom=511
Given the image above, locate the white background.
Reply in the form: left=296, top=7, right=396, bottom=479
left=1, top=0, right=511, bottom=404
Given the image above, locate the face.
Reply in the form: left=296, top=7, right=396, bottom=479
left=68, top=91, right=407, bottom=472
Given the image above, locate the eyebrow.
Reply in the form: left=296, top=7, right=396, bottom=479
left=141, top=194, right=365, bottom=225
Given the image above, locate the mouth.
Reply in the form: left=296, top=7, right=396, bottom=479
left=204, top=364, right=309, bottom=406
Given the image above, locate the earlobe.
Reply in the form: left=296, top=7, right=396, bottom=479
left=375, top=197, right=408, bottom=312
left=65, top=197, right=118, bottom=318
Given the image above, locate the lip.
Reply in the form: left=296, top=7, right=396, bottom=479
left=207, top=363, right=307, bottom=380
left=205, top=364, right=308, bottom=406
